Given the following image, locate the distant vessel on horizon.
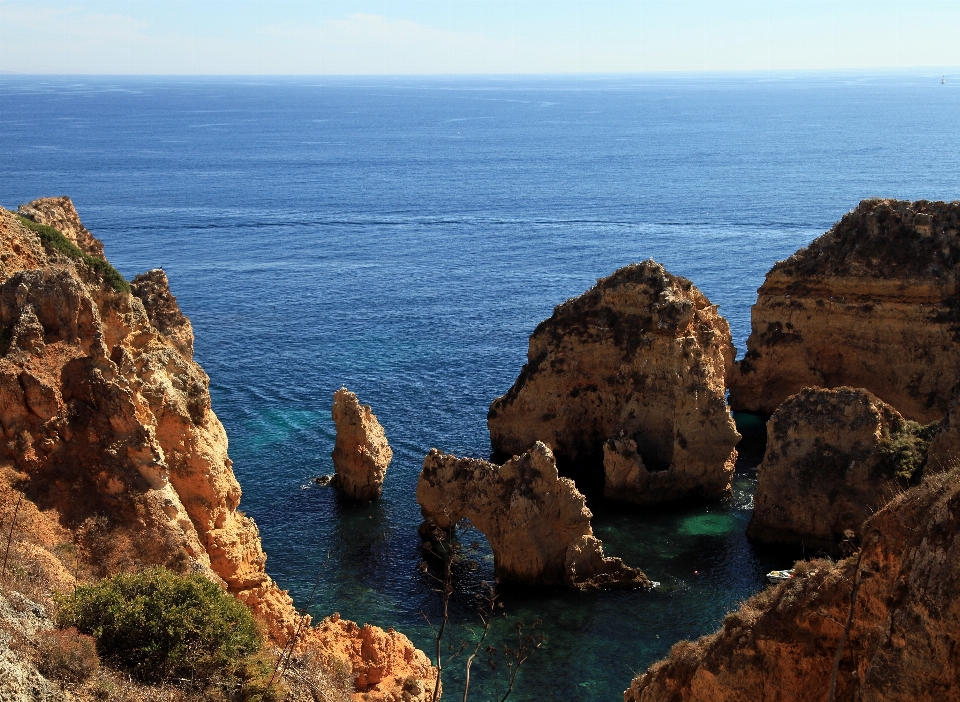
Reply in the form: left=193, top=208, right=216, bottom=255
left=943, top=76, right=946, bottom=84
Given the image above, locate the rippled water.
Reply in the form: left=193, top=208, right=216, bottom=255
left=2, top=72, right=958, bottom=700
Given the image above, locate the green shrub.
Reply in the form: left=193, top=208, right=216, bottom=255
left=16, top=215, right=129, bottom=293
left=37, top=626, right=101, bottom=683
left=55, top=567, right=262, bottom=684
left=877, top=420, right=940, bottom=482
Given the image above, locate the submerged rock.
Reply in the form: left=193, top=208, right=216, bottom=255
left=625, top=465, right=960, bottom=702
left=488, top=260, right=740, bottom=504
left=331, top=387, right=393, bottom=500
left=747, top=386, right=937, bottom=552
left=730, top=199, right=960, bottom=422
left=417, top=442, right=649, bottom=589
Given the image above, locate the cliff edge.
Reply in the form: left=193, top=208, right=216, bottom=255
left=0, top=199, right=436, bottom=701
left=730, top=199, right=960, bottom=422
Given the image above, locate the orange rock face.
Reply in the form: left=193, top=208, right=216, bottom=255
left=747, top=386, right=936, bottom=552
left=625, top=466, right=960, bottom=702
left=488, top=261, right=740, bottom=504
left=331, top=388, right=392, bottom=500
left=730, top=199, right=960, bottom=423
left=0, top=200, right=436, bottom=701
left=417, top=442, right=649, bottom=588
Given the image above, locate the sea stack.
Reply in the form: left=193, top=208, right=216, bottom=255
left=747, top=386, right=937, bottom=552
left=417, top=442, right=650, bottom=589
left=331, top=387, right=393, bottom=500
left=730, top=199, right=960, bottom=422
left=488, top=260, right=740, bottom=504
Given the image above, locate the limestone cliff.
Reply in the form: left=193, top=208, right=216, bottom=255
left=625, top=465, right=960, bottom=702
left=417, top=442, right=649, bottom=589
left=331, top=387, right=392, bottom=501
left=488, top=261, right=740, bottom=504
left=747, top=386, right=937, bottom=552
left=730, top=199, right=960, bottom=422
left=0, top=200, right=436, bottom=701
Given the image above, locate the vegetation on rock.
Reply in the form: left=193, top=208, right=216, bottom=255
left=55, top=568, right=263, bottom=685
left=16, top=215, right=129, bottom=293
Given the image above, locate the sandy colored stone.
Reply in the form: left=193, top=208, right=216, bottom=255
left=18, top=195, right=105, bottom=259
left=131, top=268, right=194, bottom=359
left=0, top=199, right=437, bottom=701
left=331, top=388, right=392, bottom=500
left=730, top=199, right=960, bottom=423
left=625, top=466, right=960, bottom=702
left=488, top=260, right=740, bottom=504
left=417, top=441, right=649, bottom=589
left=308, top=614, right=438, bottom=700
left=747, top=386, right=936, bottom=552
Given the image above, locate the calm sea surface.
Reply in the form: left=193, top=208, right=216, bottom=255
left=2, top=73, right=959, bottom=701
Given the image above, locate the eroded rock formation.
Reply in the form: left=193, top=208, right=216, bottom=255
left=331, top=388, right=392, bottom=500
left=0, top=200, right=436, bottom=701
left=625, top=466, right=960, bottom=702
left=18, top=196, right=105, bottom=259
left=417, top=442, right=649, bottom=589
left=488, top=260, right=740, bottom=504
left=730, top=199, right=960, bottom=423
left=747, top=386, right=937, bottom=552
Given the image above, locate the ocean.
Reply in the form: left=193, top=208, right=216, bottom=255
left=2, top=72, right=958, bottom=700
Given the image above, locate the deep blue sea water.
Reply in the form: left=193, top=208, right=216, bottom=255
left=2, top=72, right=959, bottom=701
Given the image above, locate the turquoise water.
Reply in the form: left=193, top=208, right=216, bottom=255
left=2, top=72, right=959, bottom=700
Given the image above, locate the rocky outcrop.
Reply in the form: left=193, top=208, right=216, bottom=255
left=927, top=395, right=960, bottom=472
left=0, top=200, right=437, bottom=701
left=130, top=269, right=194, bottom=359
left=730, top=199, right=960, bottom=423
left=747, top=387, right=937, bottom=552
left=417, top=442, right=649, bottom=589
left=18, top=196, right=105, bottom=259
left=331, top=388, right=392, bottom=500
left=313, top=614, right=436, bottom=700
left=488, top=261, right=740, bottom=504
left=625, top=465, right=960, bottom=702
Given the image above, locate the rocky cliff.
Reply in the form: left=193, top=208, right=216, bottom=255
left=488, top=261, right=740, bottom=504
left=331, top=387, right=392, bottom=501
left=730, top=199, right=960, bottom=422
left=626, top=465, right=960, bottom=702
left=417, top=442, right=649, bottom=589
left=0, top=199, right=436, bottom=701
left=747, top=386, right=937, bottom=552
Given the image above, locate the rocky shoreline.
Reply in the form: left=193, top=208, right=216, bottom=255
left=2, top=196, right=959, bottom=701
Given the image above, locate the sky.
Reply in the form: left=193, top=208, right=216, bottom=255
left=1, top=0, right=959, bottom=75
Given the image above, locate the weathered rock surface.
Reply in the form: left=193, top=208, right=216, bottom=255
left=331, top=388, right=392, bottom=501
left=927, top=394, right=960, bottom=473
left=747, top=386, right=937, bottom=552
left=18, top=196, right=105, bottom=259
left=730, top=199, right=960, bottom=423
left=130, top=268, right=194, bottom=359
left=417, top=442, right=649, bottom=589
left=488, top=260, right=740, bottom=504
left=0, top=200, right=436, bottom=701
left=625, top=466, right=960, bottom=702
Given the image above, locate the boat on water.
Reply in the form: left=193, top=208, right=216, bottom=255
left=767, top=569, right=794, bottom=584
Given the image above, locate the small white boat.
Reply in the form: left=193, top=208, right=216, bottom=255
left=766, top=569, right=794, bottom=584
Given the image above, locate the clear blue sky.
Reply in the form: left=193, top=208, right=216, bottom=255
left=2, top=0, right=959, bottom=75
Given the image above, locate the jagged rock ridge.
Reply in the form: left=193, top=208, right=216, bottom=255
left=417, top=442, right=650, bottom=589
left=488, top=260, right=740, bottom=504
left=730, top=198, right=960, bottom=422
